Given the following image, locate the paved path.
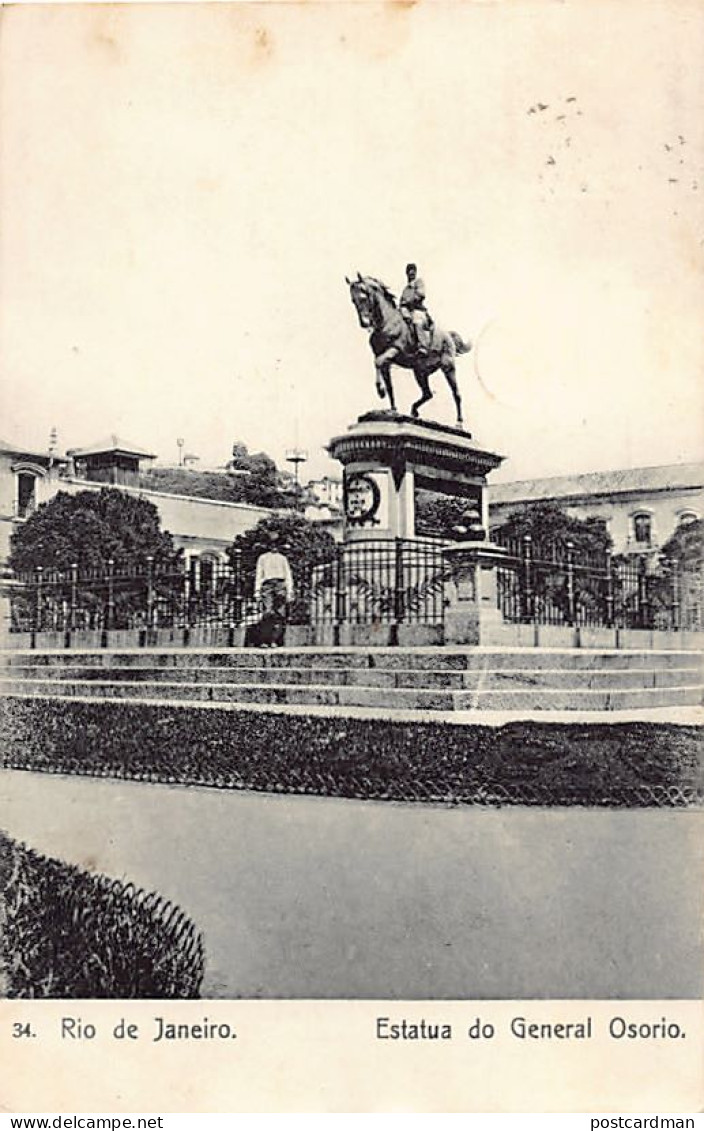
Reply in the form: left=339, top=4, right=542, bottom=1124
left=1, top=769, right=702, bottom=999
left=3, top=688, right=702, bottom=727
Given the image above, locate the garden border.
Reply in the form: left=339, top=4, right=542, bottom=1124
left=1, top=696, right=701, bottom=808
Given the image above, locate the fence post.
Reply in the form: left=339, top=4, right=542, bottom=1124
left=670, top=558, right=681, bottom=632
left=521, top=534, right=534, bottom=622
left=146, top=555, right=155, bottom=630
left=66, top=558, right=78, bottom=642
left=604, top=548, right=614, bottom=627
left=35, top=566, right=43, bottom=635
left=393, top=537, right=405, bottom=626
left=637, top=555, right=649, bottom=629
left=183, top=557, right=192, bottom=633
left=565, top=539, right=576, bottom=626
left=106, top=558, right=115, bottom=631
left=69, top=562, right=78, bottom=634
left=333, top=547, right=345, bottom=627
left=231, top=551, right=242, bottom=629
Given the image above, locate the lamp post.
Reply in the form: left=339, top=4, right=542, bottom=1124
left=286, top=446, right=308, bottom=512
left=286, top=446, right=308, bottom=487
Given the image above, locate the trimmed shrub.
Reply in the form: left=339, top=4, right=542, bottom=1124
left=0, top=832, right=204, bottom=998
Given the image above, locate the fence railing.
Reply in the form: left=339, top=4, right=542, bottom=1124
left=9, top=540, right=450, bottom=634
left=8, top=538, right=701, bottom=636
left=10, top=556, right=249, bottom=634
left=309, top=538, right=447, bottom=625
left=494, top=534, right=701, bottom=631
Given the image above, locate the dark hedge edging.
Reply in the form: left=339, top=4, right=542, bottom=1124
left=0, top=830, right=204, bottom=998
left=0, top=696, right=702, bottom=808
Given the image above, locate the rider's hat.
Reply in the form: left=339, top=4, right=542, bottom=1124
left=406, top=262, right=417, bottom=274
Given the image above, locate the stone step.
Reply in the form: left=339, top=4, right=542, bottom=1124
left=454, top=686, right=704, bottom=711
left=1, top=676, right=702, bottom=712
left=2, top=647, right=701, bottom=672
left=0, top=677, right=454, bottom=711
left=3, top=663, right=701, bottom=691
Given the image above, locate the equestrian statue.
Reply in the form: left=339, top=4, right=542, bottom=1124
left=346, top=265, right=472, bottom=428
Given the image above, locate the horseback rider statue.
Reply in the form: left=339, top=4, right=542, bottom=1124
left=399, top=263, right=435, bottom=356
left=346, top=267, right=472, bottom=428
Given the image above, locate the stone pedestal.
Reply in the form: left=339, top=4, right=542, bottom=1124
left=442, top=541, right=508, bottom=645
left=328, top=412, right=504, bottom=540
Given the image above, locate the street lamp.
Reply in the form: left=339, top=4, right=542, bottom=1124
left=285, top=446, right=308, bottom=487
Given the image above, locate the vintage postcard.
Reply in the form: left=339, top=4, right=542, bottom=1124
left=0, top=0, right=702, bottom=1114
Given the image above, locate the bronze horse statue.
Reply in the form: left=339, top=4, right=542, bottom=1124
left=347, top=274, right=472, bottom=427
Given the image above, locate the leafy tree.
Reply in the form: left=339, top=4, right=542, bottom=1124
left=228, top=512, right=336, bottom=623
left=659, top=517, right=703, bottom=570
left=650, top=518, right=703, bottom=629
left=492, top=503, right=613, bottom=624
left=492, top=501, right=612, bottom=559
left=9, top=489, right=181, bottom=631
left=9, top=488, right=179, bottom=574
left=140, top=468, right=247, bottom=504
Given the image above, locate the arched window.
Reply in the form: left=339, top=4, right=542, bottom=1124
left=677, top=511, right=698, bottom=527
left=17, top=473, right=37, bottom=518
left=12, top=464, right=46, bottom=519
left=632, top=513, right=652, bottom=546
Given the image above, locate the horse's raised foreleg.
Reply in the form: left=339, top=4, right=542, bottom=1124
left=442, top=360, right=463, bottom=427
left=411, top=369, right=433, bottom=419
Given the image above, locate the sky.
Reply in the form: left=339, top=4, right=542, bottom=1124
left=1, top=0, right=703, bottom=484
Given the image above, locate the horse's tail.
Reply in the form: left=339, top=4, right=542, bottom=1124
left=450, top=331, right=472, bottom=355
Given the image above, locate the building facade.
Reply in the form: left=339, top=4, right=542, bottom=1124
left=3, top=431, right=701, bottom=577
left=307, top=476, right=344, bottom=509
left=489, top=462, right=703, bottom=555
left=0, top=435, right=274, bottom=576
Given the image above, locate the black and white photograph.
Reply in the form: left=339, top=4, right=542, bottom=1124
left=0, top=0, right=702, bottom=1113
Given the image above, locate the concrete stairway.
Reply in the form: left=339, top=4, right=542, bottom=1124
left=1, top=647, right=702, bottom=712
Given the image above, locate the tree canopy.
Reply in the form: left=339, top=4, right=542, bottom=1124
left=228, top=512, right=336, bottom=621
left=492, top=501, right=613, bottom=560
left=659, top=517, right=703, bottom=570
left=9, top=488, right=179, bottom=575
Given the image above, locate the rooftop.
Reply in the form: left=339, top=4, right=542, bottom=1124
left=66, top=434, right=157, bottom=460
left=0, top=436, right=65, bottom=463
left=491, top=462, right=704, bottom=506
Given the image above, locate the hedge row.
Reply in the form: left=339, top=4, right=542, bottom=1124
left=1, top=697, right=702, bottom=807
left=0, top=831, right=204, bottom=998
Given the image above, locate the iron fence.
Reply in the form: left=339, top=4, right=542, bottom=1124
left=9, top=540, right=449, bottom=634
left=10, top=557, right=249, bottom=634
left=309, top=538, right=447, bottom=625
left=8, top=537, right=701, bottom=636
left=494, top=533, right=701, bottom=631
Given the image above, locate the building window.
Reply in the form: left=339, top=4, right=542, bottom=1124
left=677, top=511, right=698, bottom=527
left=200, top=557, right=215, bottom=593
left=633, top=513, right=652, bottom=546
left=16, top=472, right=37, bottom=519
left=188, top=554, right=218, bottom=593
